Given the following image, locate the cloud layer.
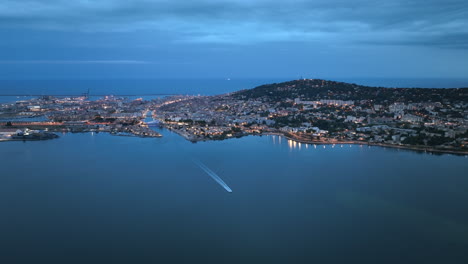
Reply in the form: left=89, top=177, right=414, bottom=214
left=1, top=0, right=467, bottom=47
left=1, top=0, right=467, bottom=79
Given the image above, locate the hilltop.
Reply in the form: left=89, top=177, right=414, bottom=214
left=232, top=79, right=468, bottom=104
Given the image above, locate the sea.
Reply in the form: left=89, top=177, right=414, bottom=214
left=1, top=77, right=468, bottom=103
left=1, top=78, right=468, bottom=264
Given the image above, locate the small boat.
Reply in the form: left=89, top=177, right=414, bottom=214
left=146, top=120, right=162, bottom=127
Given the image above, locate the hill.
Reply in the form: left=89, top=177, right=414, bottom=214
left=232, top=79, right=468, bottom=104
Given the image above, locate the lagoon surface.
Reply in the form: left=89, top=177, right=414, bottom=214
left=1, top=128, right=467, bottom=264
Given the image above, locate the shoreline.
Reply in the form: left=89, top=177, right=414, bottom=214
left=274, top=132, right=468, bottom=156
left=3, top=124, right=467, bottom=156
left=166, top=128, right=468, bottom=156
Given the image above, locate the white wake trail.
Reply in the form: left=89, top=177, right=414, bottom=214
left=193, top=160, right=232, bottom=193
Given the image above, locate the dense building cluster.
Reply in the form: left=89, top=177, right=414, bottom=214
left=0, top=95, right=161, bottom=139
left=155, top=79, right=468, bottom=153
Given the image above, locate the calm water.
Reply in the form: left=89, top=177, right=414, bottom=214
left=1, top=129, right=467, bottom=264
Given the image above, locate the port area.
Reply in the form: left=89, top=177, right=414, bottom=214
left=0, top=127, right=58, bottom=141
left=0, top=121, right=162, bottom=141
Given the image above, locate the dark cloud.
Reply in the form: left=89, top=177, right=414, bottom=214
left=0, top=0, right=467, bottom=79
left=363, top=32, right=468, bottom=50
left=0, top=0, right=467, bottom=47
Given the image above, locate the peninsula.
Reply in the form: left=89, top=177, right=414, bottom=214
left=156, top=79, right=468, bottom=154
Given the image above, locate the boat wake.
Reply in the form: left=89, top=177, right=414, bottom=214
left=193, top=160, right=232, bottom=193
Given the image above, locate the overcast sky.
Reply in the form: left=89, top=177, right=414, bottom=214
left=1, top=0, right=467, bottom=79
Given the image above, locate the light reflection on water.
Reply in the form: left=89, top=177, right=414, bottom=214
left=0, top=130, right=467, bottom=263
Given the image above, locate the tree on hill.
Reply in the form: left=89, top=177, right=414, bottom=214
left=232, top=79, right=468, bottom=104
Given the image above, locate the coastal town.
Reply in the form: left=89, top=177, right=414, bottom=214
left=1, top=79, right=467, bottom=154
left=0, top=95, right=162, bottom=141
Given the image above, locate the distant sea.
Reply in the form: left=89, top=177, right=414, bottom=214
left=1, top=78, right=468, bottom=103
